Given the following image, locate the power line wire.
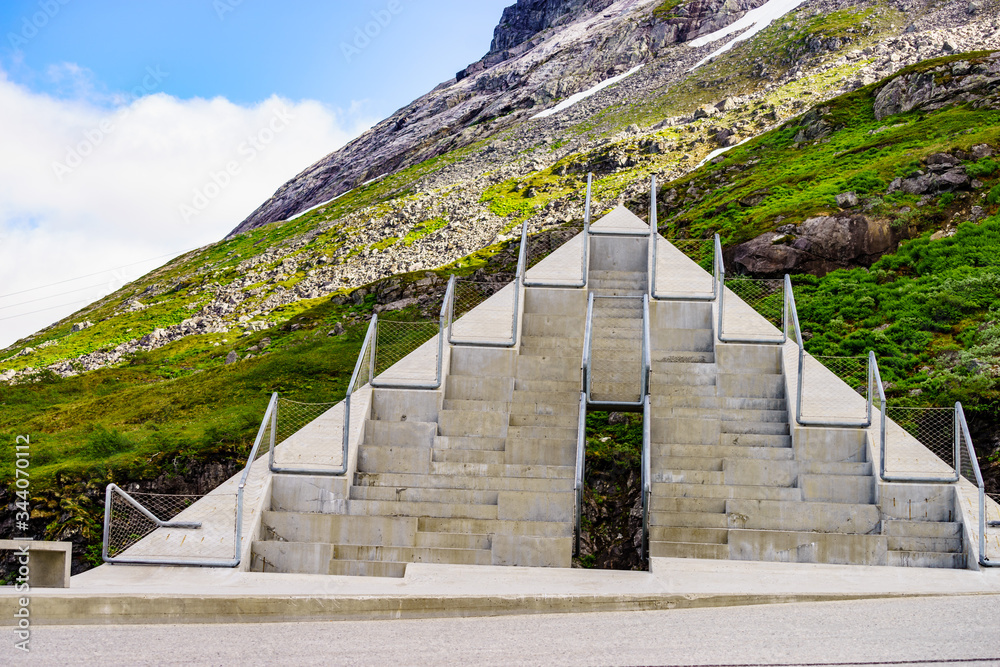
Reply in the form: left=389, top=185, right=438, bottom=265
left=0, top=299, right=90, bottom=323
left=0, top=246, right=202, bottom=300
left=0, top=282, right=110, bottom=312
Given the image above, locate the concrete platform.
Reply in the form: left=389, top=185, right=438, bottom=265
left=3, top=557, right=999, bottom=625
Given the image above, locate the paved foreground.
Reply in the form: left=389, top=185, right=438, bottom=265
left=9, top=594, right=1000, bottom=666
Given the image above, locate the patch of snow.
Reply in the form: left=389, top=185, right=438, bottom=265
left=277, top=175, right=389, bottom=225
left=688, top=0, right=808, bottom=71
left=697, top=137, right=752, bottom=168
left=533, top=65, right=645, bottom=119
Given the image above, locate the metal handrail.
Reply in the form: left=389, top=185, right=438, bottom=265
left=574, top=391, right=587, bottom=557
left=642, top=294, right=651, bottom=399
left=957, top=403, right=999, bottom=567
left=582, top=292, right=595, bottom=392
left=786, top=275, right=873, bottom=428
left=716, top=245, right=787, bottom=345
left=523, top=173, right=591, bottom=287
left=874, top=353, right=960, bottom=484
left=103, top=393, right=279, bottom=567
left=641, top=394, right=651, bottom=561
left=449, top=223, right=526, bottom=347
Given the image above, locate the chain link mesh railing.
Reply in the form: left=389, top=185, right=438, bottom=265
left=105, top=489, right=239, bottom=562
left=373, top=319, right=440, bottom=383
left=520, top=224, right=587, bottom=287
left=269, top=398, right=344, bottom=472
left=719, top=276, right=786, bottom=343
left=103, top=394, right=277, bottom=566
left=450, top=279, right=516, bottom=344
left=652, top=237, right=717, bottom=300
left=798, top=354, right=871, bottom=426
left=885, top=406, right=957, bottom=471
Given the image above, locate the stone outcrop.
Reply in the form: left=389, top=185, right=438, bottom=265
left=873, top=51, right=1000, bottom=120
left=728, top=215, right=907, bottom=277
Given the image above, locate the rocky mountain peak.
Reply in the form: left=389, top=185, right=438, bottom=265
left=488, top=0, right=617, bottom=55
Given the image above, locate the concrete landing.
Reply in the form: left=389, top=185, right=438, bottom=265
left=3, top=557, right=999, bottom=625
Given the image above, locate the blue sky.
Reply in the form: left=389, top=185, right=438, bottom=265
left=1, top=0, right=510, bottom=115
left=0, top=0, right=513, bottom=349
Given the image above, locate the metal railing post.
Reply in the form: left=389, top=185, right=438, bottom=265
left=582, top=293, right=595, bottom=398
left=956, top=403, right=999, bottom=566
left=642, top=394, right=651, bottom=562
left=574, top=391, right=587, bottom=558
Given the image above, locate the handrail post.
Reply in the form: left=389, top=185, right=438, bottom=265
left=955, top=402, right=998, bottom=566
left=642, top=395, right=651, bottom=562
left=574, top=391, right=587, bottom=558
left=582, top=293, right=595, bottom=402
left=649, top=175, right=657, bottom=300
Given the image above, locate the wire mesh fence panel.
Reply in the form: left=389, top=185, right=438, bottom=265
left=451, top=279, right=516, bottom=342
left=106, top=490, right=237, bottom=561
left=799, top=355, right=869, bottom=424
left=654, top=238, right=715, bottom=298
left=885, top=406, right=956, bottom=473
left=373, top=319, right=440, bottom=383
left=721, top=277, right=785, bottom=340
left=271, top=398, right=344, bottom=470
left=522, top=226, right=585, bottom=285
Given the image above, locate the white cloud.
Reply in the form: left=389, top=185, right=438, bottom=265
left=0, top=65, right=374, bottom=350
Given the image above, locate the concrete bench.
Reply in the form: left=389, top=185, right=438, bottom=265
left=0, top=540, right=72, bottom=588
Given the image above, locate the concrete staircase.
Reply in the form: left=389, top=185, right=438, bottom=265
left=250, top=288, right=584, bottom=576
left=645, top=300, right=966, bottom=568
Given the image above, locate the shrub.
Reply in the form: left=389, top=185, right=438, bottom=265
left=988, top=185, right=1000, bottom=206
left=846, top=170, right=887, bottom=196
left=83, top=426, right=136, bottom=459
left=968, top=158, right=999, bottom=179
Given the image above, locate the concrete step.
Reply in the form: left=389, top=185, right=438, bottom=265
left=524, top=288, right=587, bottom=317
left=650, top=362, right=718, bottom=377
left=887, top=535, right=963, bottom=553
left=430, top=461, right=575, bottom=479
left=887, top=551, right=967, bottom=569
left=445, top=376, right=514, bottom=402
left=589, top=270, right=648, bottom=283
left=509, top=413, right=579, bottom=428
left=884, top=520, right=962, bottom=540
left=358, top=445, right=431, bottom=474
left=651, top=372, right=717, bottom=387
left=590, top=288, right=646, bottom=298
left=650, top=385, right=719, bottom=398
left=347, top=499, right=498, bottom=520
left=441, top=399, right=509, bottom=414
left=505, top=438, right=577, bottom=467
left=650, top=496, right=727, bottom=513
left=349, top=486, right=499, bottom=505
left=251, top=542, right=408, bottom=578
left=651, top=482, right=801, bottom=502
left=652, top=418, right=720, bottom=445
left=261, top=512, right=416, bottom=546
left=649, top=455, right=723, bottom=472
left=652, top=396, right=787, bottom=411
left=651, top=328, right=714, bottom=353
left=434, top=435, right=507, bottom=451
left=522, top=314, right=586, bottom=338
left=519, top=335, right=584, bottom=352
left=520, top=346, right=584, bottom=360
left=717, top=345, right=782, bottom=373
left=516, top=357, right=581, bottom=382
left=415, top=531, right=492, bottom=551
left=725, top=499, right=880, bottom=534
left=439, top=410, right=508, bottom=438
left=449, top=348, right=516, bottom=378
left=418, top=517, right=573, bottom=538
left=329, top=544, right=492, bottom=566
left=721, top=420, right=790, bottom=436
left=432, top=449, right=506, bottom=465
left=800, top=474, right=875, bottom=504
left=652, top=444, right=794, bottom=461
left=718, top=433, right=792, bottom=448
left=654, top=407, right=788, bottom=423
left=512, top=391, right=583, bottom=406
left=507, top=425, right=577, bottom=441
left=509, top=400, right=581, bottom=416
left=592, top=317, right=643, bottom=330
left=718, top=373, right=785, bottom=399
left=728, top=529, right=887, bottom=566
left=364, top=420, right=436, bottom=448
left=652, top=469, right=724, bottom=485
left=649, top=526, right=729, bottom=544
left=354, top=472, right=574, bottom=494
left=649, top=511, right=729, bottom=529
left=649, top=541, right=729, bottom=559
left=651, top=351, right=716, bottom=364
left=514, top=379, right=581, bottom=393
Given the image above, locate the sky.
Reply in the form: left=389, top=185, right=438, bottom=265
left=0, top=0, right=512, bottom=350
